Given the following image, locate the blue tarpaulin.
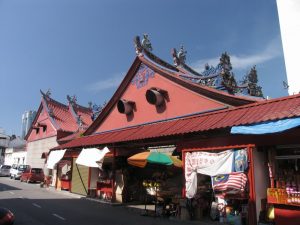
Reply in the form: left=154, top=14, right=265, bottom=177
left=231, top=117, right=300, bottom=134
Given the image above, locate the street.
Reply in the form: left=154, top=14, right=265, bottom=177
left=0, top=177, right=200, bottom=225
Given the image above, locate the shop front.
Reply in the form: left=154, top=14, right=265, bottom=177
left=125, top=147, right=183, bottom=216
left=182, top=145, right=256, bottom=225
left=266, top=145, right=300, bottom=225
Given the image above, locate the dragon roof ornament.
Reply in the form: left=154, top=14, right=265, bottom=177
left=40, top=89, right=51, bottom=100
left=134, top=35, right=179, bottom=72
left=67, top=95, right=77, bottom=106
left=90, top=101, right=107, bottom=121
left=239, top=66, right=264, bottom=97
left=141, top=34, right=153, bottom=52
left=178, top=52, right=264, bottom=98
left=172, top=45, right=187, bottom=66
left=133, top=36, right=263, bottom=98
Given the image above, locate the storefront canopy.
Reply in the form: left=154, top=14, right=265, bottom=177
left=231, top=117, right=300, bottom=135
left=76, top=147, right=110, bottom=168
left=47, top=149, right=66, bottom=169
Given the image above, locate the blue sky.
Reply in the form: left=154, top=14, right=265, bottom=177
left=0, top=0, right=287, bottom=135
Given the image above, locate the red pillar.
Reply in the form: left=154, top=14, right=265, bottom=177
left=112, top=148, right=116, bottom=202
left=247, top=145, right=257, bottom=225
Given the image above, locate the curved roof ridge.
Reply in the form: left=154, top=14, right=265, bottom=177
left=134, top=36, right=179, bottom=73
left=139, top=56, right=259, bottom=104
left=72, top=103, right=92, bottom=113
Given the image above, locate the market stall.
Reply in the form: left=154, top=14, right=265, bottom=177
left=127, top=151, right=183, bottom=217
left=267, top=146, right=300, bottom=225
left=57, top=160, right=72, bottom=190
left=183, top=147, right=252, bottom=224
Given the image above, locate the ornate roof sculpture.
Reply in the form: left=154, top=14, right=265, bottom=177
left=135, top=34, right=264, bottom=98
left=134, top=35, right=179, bottom=72
left=141, top=33, right=153, bottom=52
left=89, top=101, right=107, bottom=121
left=239, top=66, right=263, bottom=97
left=172, top=47, right=264, bottom=98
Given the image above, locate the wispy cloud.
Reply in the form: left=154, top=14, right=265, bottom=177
left=86, top=73, right=124, bottom=93
left=191, top=36, right=282, bottom=71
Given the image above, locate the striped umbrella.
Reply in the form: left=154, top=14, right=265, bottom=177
left=127, top=152, right=182, bottom=168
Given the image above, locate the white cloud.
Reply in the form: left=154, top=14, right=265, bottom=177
left=191, top=36, right=282, bottom=71
left=86, top=73, right=124, bottom=93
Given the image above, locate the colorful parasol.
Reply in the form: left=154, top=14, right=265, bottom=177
left=127, top=152, right=182, bottom=168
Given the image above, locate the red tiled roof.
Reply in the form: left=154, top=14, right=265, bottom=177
left=72, top=104, right=93, bottom=127
left=47, top=98, right=79, bottom=132
left=58, top=130, right=84, bottom=142
left=53, top=94, right=300, bottom=150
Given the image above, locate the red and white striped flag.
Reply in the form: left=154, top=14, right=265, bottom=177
left=212, top=172, right=247, bottom=193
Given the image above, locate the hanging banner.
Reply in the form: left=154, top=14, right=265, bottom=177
left=185, top=149, right=248, bottom=199
left=76, top=147, right=110, bottom=168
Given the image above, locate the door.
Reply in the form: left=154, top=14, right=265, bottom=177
left=71, top=158, right=89, bottom=196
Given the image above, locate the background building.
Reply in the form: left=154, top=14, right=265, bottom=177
left=0, top=128, right=10, bottom=165
left=4, top=135, right=27, bottom=166
left=21, top=110, right=37, bottom=139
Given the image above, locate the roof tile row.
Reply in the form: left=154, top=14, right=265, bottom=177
left=54, top=94, right=300, bottom=150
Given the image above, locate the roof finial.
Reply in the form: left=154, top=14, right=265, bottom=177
left=177, top=45, right=187, bottom=64
left=240, top=66, right=263, bottom=97
left=67, top=95, right=77, bottom=105
left=141, top=33, right=153, bottom=52
left=40, top=89, right=51, bottom=100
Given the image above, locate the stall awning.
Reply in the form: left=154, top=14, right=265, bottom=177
left=76, top=147, right=110, bottom=168
left=231, top=117, right=300, bottom=135
left=47, top=149, right=66, bottom=169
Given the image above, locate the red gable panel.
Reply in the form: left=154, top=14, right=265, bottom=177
left=86, top=55, right=260, bottom=136
left=95, top=62, right=228, bottom=133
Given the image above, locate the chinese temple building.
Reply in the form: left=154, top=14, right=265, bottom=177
left=51, top=35, right=300, bottom=225
left=25, top=90, right=93, bottom=186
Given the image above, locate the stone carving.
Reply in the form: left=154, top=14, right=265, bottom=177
left=40, top=89, right=51, bottom=99
left=171, top=48, right=180, bottom=66
left=171, top=45, right=187, bottom=66
left=134, top=36, right=143, bottom=55
left=177, top=45, right=187, bottom=64
left=77, top=115, right=83, bottom=127
left=141, top=34, right=153, bottom=52
left=91, top=101, right=107, bottom=121
left=240, top=66, right=264, bottom=97
left=218, top=52, right=237, bottom=94
left=48, top=108, right=54, bottom=117
left=131, top=63, right=155, bottom=89
left=67, top=95, right=77, bottom=105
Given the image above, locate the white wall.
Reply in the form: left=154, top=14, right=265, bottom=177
left=277, top=0, right=300, bottom=95
left=253, top=148, right=269, bottom=222
left=26, top=136, right=58, bottom=168
left=4, top=148, right=27, bottom=166
left=90, top=167, right=99, bottom=189
left=4, top=148, right=13, bottom=165
left=12, top=151, right=27, bottom=165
